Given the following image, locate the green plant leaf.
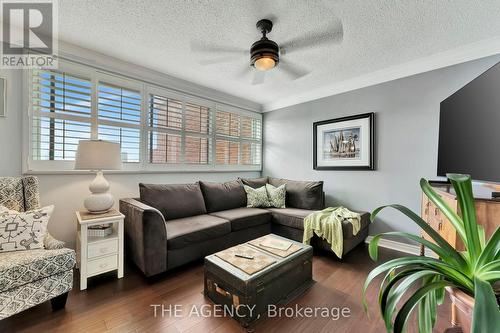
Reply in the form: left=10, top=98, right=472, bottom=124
left=477, top=271, right=500, bottom=283
left=383, top=270, right=438, bottom=330
left=378, top=267, right=398, bottom=314
left=435, top=282, right=445, bottom=305
left=478, top=225, right=486, bottom=249
left=447, top=174, right=482, bottom=261
left=371, top=204, right=467, bottom=270
left=477, top=259, right=500, bottom=275
left=393, top=281, right=453, bottom=333
left=475, top=226, right=500, bottom=271
left=472, top=277, right=500, bottom=333
left=363, top=256, right=474, bottom=312
left=420, top=179, right=467, bottom=244
left=418, top=290, right=436, bottom=333
left=378, top=267, right=422, bottom=328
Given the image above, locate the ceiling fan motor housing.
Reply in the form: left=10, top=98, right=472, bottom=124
left=250, top=37, right=280, bottom=67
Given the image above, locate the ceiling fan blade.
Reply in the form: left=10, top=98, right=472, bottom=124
left=233, top=64, right=252, bottom=79
left=252, top=70, right=266, bottom=85
left=190, top=40, right=248, bottom=55
left=280, top=22, right=343, bottom=54
left=278, top=59, right=310, bottom=80
left=198, top=55, right=244, bottom=66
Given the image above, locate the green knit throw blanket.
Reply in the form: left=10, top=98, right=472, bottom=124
left=303, top=207, right=361, bottom=258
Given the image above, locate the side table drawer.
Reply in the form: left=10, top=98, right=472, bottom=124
left=87, top=254, right=117, bottom=277
left=88, top=239, right=118, bottom=259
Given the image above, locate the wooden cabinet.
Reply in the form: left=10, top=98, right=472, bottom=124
left=420, top=182, right=500, bottom=252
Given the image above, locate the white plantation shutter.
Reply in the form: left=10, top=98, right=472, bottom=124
left=31, top=69, right=92, bottom=161
left=184, top=102, right=212, bottom=164
left=97, top=83, right=142, bottom=163
left=148, top=94, right=183, bottom=163
left=240, top=115, right=262, bottom=165
left=215, top=109, right=262, bottom=166
left=147, top=91, right=213, bottom=165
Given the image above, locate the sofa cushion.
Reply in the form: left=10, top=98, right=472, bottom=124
left=199, top=180, right=247, bottom=213
left=239, top=177, right=268, bottom=189
left=139, top=183, right=207, bottom=220
left=268, top=208, right=315, bottom=230
left=268, top=178, right=324, bottom=210
left=0, top=248, right=75, bottom=292
left=269, top=208, right=370, bottom=238
left=166, top=214, right=231, bottom=250
left=210, top=207, right=271, bottom=231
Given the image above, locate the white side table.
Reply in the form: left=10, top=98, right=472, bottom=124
left=76, top=209, right=125, bottom=290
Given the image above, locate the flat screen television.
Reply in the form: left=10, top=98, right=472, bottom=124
left=437, top=61, right=500, bottom=183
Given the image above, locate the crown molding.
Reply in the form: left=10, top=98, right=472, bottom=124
left=263, top=36, right=500, bottom=112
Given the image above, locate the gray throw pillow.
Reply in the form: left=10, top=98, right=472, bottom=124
left=243, top=185, right=271, bottom=208
left=266, top=184, right=286, bottom=208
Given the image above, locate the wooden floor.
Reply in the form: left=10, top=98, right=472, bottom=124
left=0, top=245, right=452, bottom=333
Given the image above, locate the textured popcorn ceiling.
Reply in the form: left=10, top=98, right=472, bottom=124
left=58, top=0, right=500, bottom=110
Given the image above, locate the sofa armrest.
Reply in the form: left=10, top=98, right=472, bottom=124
left=119, top=198, right=168, bottom=276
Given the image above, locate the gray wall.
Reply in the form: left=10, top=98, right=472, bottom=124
left=0, top=69, right=22, bottom=176
left=263, top=55, right=500, bottom=236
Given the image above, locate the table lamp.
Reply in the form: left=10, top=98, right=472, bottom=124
left=75, top=140, right=122, bottom=213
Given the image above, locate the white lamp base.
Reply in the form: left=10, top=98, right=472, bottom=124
left=84, top=171, right=114, bottom=213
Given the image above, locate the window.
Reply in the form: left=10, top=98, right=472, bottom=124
left=27, top=61, right=262, bottom=172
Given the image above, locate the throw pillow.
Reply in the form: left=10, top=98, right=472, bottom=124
left=243, top=185, right=271, bottom=208
left=0, top=205, right=53, bottom=252
left=266, top=184, right=286, bottom=208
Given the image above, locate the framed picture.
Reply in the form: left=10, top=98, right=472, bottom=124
left=313, top=112, right=375, bottom=170
left=0, top=77, right=5, bottom=117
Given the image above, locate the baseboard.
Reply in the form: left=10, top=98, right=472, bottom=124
left=365, top=235, right=435, bottom=257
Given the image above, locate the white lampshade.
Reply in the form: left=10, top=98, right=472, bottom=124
left=75, top=140, right=122, bottom=171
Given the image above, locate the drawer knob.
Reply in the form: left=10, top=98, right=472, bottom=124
left=100, top=263, right=108, bottom=268
left=100, top=248, right=108, bottom=253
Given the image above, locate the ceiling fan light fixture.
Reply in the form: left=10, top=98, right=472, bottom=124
left=254, top=56, right=276, bottom=71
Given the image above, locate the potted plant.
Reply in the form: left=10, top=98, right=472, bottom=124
left=362, top=174, right=500, bottom=333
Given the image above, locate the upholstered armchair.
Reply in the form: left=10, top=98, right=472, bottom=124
left=0, top=176, right=75, bottom=320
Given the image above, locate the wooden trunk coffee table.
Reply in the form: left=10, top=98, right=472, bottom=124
left=204, top=234, right=313, bottom=327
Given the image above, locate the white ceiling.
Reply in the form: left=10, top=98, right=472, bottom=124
left=58, top=0, right=500, bottom=111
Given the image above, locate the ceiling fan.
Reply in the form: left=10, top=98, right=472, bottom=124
left=191, top=18, right=343, bottom=85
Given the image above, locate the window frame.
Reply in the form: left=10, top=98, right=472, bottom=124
left=24, top=60, right=262, bottom=173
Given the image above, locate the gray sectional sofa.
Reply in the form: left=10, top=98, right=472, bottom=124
left=119, top=177, right=369, bottom=277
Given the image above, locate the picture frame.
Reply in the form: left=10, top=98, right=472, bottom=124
left=0, top=77, right=5, bottom=117
left=313, top=112, right=375, bottom=170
